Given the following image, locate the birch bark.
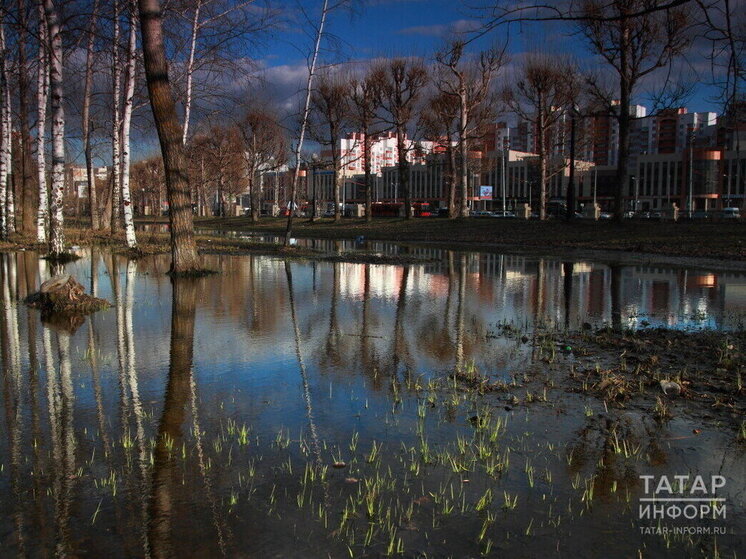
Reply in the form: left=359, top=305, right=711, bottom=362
left=284, top=0, right=329, bottom=245
left=0, top=21, right=10, bottom=239
left=36, top=0, right=50, bottom=242
left=111, top=0, right=122, bottom=233
left=120, top=2, right=138, bottom=248
left=44, top=0, right=66, bottom=257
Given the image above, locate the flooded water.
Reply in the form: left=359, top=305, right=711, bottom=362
left=0, top=247, right=744, bottom=557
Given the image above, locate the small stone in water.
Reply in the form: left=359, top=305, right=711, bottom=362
left=332, top=461, right=346, bottom=468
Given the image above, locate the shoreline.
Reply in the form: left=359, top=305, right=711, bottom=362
left=4, top=216, right=746, bottom=272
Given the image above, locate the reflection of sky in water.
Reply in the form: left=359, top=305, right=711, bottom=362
left=1, top=248, right=745, bottom=557
left=26, top=247, right=746, bottom=419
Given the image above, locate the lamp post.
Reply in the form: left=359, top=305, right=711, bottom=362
left=501, top=140, right=507, bottom=213
left=566, top=106, right=578, bottom=220
left=724, top=173, right=731, bottom=208
left=311, top=153, right=319, bottom=222
left=593, top=165, right=598, bottom=208
left=632, top=176, right=639, bottom=214
left=687, top=130, right=695, bottom=218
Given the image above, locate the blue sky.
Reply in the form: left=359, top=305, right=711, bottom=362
left=255, top=0, right=723, bottom=115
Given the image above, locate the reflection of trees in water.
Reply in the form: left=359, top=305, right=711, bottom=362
left=285, top=262, right=323, bottom=469
left=22, top=252, right=46, bottom=537
left=566, top=411, right=667, bottom=499
left=610, top=265, right=623, bottom=331
left=563, top=262, right=574, bottom=330
left=148, top=278, right=197, bottom=558
left=36, top=310, right=77, bottom=557
left=2, top=254, right=26, bottom=553
left=322, top=261, right=342, bottom=368
left=455, top=255, right=466, bottom=372
left=391, top=265, right=411, bottom=377
left=123, top=259, right=151, bottom=557
left=148, top=277, right=227, bottom=558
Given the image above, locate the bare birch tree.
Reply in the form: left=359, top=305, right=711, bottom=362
left=284, top=0, right=330, bottom=244
left=36, top=0, right=50, bottom=242
left=237, top=109, right=286, bottom=223
left=580, top=0, right=692, bottom=219
left=44, top=0, right=66, bottom=258
left=310, top=71, right=349, bottom=222
left=111, top=0, right=123, bottom=233
left=82, top=0, right=100, bottom=230
left=379, top=58, right=428, bottom=219
left=138, top=0, right=201, bottom=274
left=349, top=68, right=384, bottom=222
left=420, top=91, right=459, bottom=217
left=120, top=0, right=139, bottom=249
left=180, top=0, right=265, bottom=145
left=503, top=53, right=575, bottom=220
left=436, top=40, right=505, bottom=218
left=0, top=19, right=10, bottom=240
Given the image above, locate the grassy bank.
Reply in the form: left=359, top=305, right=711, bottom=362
left=0, top=228, right=436, bottom=266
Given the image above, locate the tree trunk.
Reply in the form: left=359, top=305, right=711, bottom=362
left=83, top=0, right=99, bottom=230
left=397, top=126, right=412, bottom=219
left=36, top=0, right=50, bottom=242
left=458, top=86, right=469, bottom=218
left=148, top=276, right=196, bottom=557
left=111, top=0, right=122, bottom=233
left=120, top=2, right=138, bottom=249
left=138, top=0, right=200, bottom=274
left=18, top=0, right=36, bottom=235
left=364, top=131, right=372, bottom=222
left=447, top=138, right=457, bottom=218
left=284, top=0, right=329, bottom=244
left=182, top=0, right=201, bottom=146
left=615, top=23, right=631, bottom=222
left=0, top=21, right=10, bottom=239
left=616, top=80, right=631, bottom=221
left=250, top=176, right=260, bottom=223
left=44, top=0, right=66, bottom=258
left=538, top=98, right=547, bottom=221
left=333, top=158, right=341, bottom=222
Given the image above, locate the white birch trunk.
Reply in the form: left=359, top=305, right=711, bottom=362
left=182, top=0, right=202, bottom=146
left=120, top=3, right=138, bottom=249
left=44, top=0, right=66, bottom=257
left=0, top=21, right=9, bottom=239
left=4, top=71, right=14, bottom=234
left=284, top=0, right=329, bottom=243
left=111, top=0, right=122, bottom=233
left=36, top=1, right=50, bottom=243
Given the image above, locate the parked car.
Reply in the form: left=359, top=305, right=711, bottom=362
left=692, top=210, right=710, bottom=220
left=491, top=210, right=516, bottom=218
left=599, top=212, right=613, bottom=220
left=472, top=210, right=493, bottom=218
left=721, top=207, right=741, bottom=219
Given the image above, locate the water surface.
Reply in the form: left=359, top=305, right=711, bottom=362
left=0, top=248, right=743, bottom=557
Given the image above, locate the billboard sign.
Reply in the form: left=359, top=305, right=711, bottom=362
left=479, top=186, right=493, bottom=200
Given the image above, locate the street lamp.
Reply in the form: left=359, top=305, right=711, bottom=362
left=632, top=176, right=639, bottom=213
left=593, top=165, right=598, bottom=208
left=566, top=105, right=579, bottom=220
left=311, top=153, right=319, bottom=222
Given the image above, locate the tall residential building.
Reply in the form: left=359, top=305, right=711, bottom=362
left=338, top=132, right=435, bottom=176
